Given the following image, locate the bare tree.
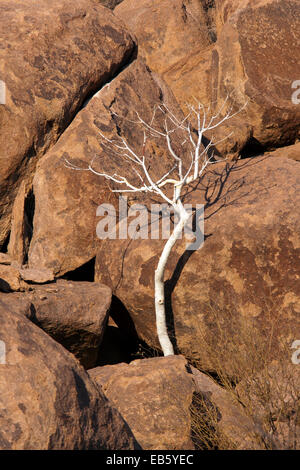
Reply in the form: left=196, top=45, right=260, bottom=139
left=66, top=98, right=246, bottom=356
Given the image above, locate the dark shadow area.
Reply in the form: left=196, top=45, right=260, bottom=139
left=23, top=188, right=35, bottom=264
left=96, top=295, right=160, bottom=366
left=240, top=136, right=265, bottom=159
left=62, top=257, right=95, bottom=282
left=0, top=231, right=10, bottom=253
left=96, top=295, right=139, bottom=366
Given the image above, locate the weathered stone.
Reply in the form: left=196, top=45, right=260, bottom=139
left=236, top=361, right=300, bottom=450
left=89, top=355, right=195, bottom=450
left=117, top=0, right=300, bottom=158
left=95, top=156, right=300, bottom=375
left=0, top=0, right=135, bottom=247
left=190, top=366, right=263, bottom=449
left=0, top=253, right=11, bottom=265
left=0, top=265, right=26, bottom=292
left=267, top=142, right=300, bottom=162
left=115, top=0, right=214, bottom=76
left=28, top=58, right=183, bottom=277
left=0, top=300, right=139, bottom=449
left=7, top=181, right=29, bottom=265
left=1, top=280, right=112, bottom=369
left=19, top=268, right=55, bottom=284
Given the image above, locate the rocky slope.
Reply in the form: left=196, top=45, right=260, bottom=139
left=0, top=0, right=299, bottom=450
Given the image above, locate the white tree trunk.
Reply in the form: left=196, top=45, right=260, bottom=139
left=154, top=207, right=190, bottom=356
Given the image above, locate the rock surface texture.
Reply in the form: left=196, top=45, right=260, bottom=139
left=95, top=157, right=300, bottom=374
left=116, top=0, right=300, bottom=158
left=28, top=58, right=183, bottom=277
left=0, top=301, right=139, bottom=450
left=1, top=280, right=112, bottom=368
left=0, top=0, right=135, bottom=247
left=89, top=355, right=195, bottom=450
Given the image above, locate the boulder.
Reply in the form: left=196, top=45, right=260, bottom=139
left=0, top=0, right=135, bottom=247
left=0, top=265, right=26, bottom=292
left=117, top=0, right=300, bottom=158
left=19, top=268, right=55, bottom=284
left=89, top=355, right=195, bottom=450
left=95, top=156, right=300, bottom=375
left=115, top=0, right=214, bottom=76
left=0, top=300, right=139, bottom=449
left=190, top=366, right=263, bottom=449
left=1, top=280, right=112, bottom=369
left=0, top=253, right=11, bottom=265
left=267, top=142, right=300, bottom=162
left=28, top=58, right=183, bottom=277
left=236, top=362, right=300, bottom=449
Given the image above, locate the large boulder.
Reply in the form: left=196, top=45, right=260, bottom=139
left=89, top=356, right=195, bottom=450
left=117, top=0, right=300, bottom=158
left=236, top=362, right=300, bottom=449
left=95, top=156, right=300, bottom=375
left=0, top=0, right=135, bottom=247
left=27, top=58, right=183, bottom=277
left=0, top=300, right=139, bottom=449
left=190, top=366, right=263, bottom=449
left=115, top=0, right=214, bottom=76
left=89, top=356, right=263, bottom=450
left=1, top=280, right=112, bottom=368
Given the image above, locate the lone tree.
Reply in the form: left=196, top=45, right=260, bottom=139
left=66, top=98, right=245, bottom=356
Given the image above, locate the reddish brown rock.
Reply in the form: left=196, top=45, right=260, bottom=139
left=1, top=280, right=112, bottom=369
left=0, top=0, right=135, bottom=247
left=0, top=253, right=11, bottom=265
left=0, top=265, right=26, bottom=292
left=118, top=0, right=300, bottom=158
left=267, top=142, right=300, bottom=162
left=28, top=58, right=183, bottom=277
left=95, top=156, right=300, bottom=375
left=0, top=300, right=139, bottom=449
left=19, top=267, right=55, bottom=284
left=89, top=355, right=195, bottom=450
left=7, top=181, right=30, bottom=265
left=236, top=361, right=300, bottom=450
left=190, top=366, right=263, bottom=449
left=115, top=0, right=214, bottom=76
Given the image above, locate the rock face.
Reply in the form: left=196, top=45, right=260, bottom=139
left=1, top=280, right=112, bottom=369
left=0, top=0, right=135, bottom=247
left=267, top=142, right=300, bottom=162
left=0, top=301, right=139, bottom=449
left=117, top=0, right=300, bottom=158
left=95, top=156, right=300, bottom=374
left=236, top=362, right=300, bottom=449
left=115, top=0, right=214, bottom=76
left=98, top=0, right=124, bottom=9
left=0, top=265, right=26, bottom=292
left=27, top=58, right=183, bottom=277
left=7, top=181, right=30, bottom=265
left=190, top=366, right=262, bottom=449
left=89, top=355, right=195, bottom=450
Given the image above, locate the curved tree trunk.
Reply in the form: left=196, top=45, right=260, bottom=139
left=154, top=207, right=190, bottom=356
